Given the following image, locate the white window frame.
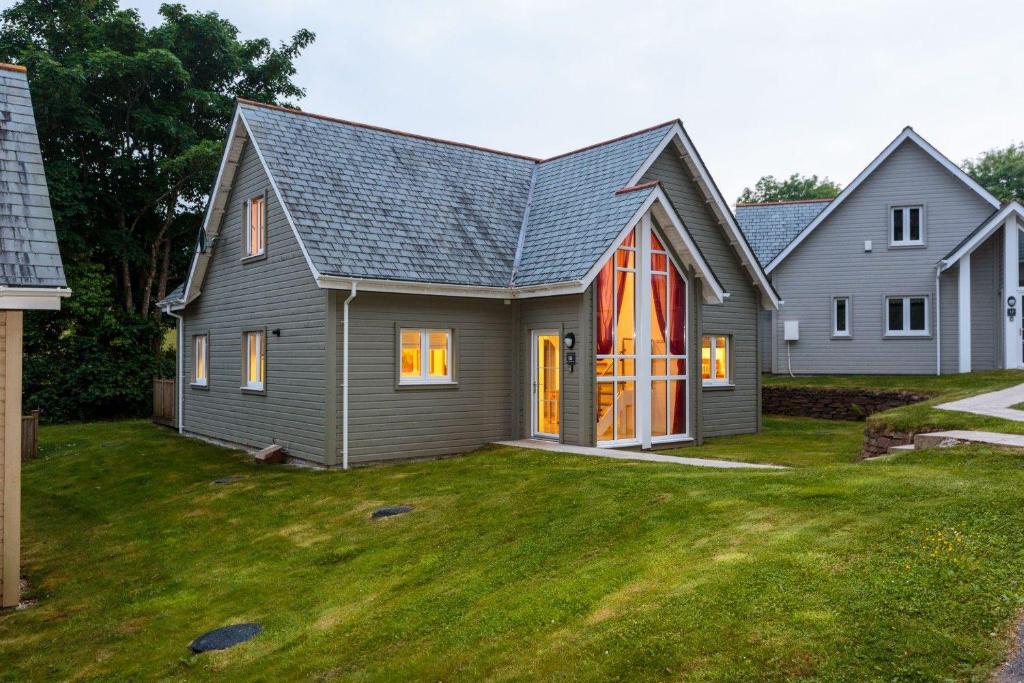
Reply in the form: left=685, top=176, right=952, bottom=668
left=242, top=330, right=265, bottom=391
left=832, top=296, right=851, bottom=338
left=192, top=334, right=208, bottom=386
left=399, top=328, right=453, bottom=385
left=890, top=206, right=924, bottom=247
left=885, top=295, right=930, bottom=337
left=701, top=335, right=730, bottom=386
left=245, top=194, right=266, bottom=258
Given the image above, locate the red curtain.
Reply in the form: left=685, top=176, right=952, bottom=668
left=596, top=259, right=613, bottom=355
left=669, top=265, right=686, bottom=355
left=669, top=380, right=686, bottom=434
left=651, top=274, right=666, bottom=352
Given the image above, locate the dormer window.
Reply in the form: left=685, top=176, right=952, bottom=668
left=891, top=206, right=923, bottom=246
left=245, top=194, right=266, bottom=258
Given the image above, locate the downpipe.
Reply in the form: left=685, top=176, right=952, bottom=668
left=342, top=282, right=357, bottom=470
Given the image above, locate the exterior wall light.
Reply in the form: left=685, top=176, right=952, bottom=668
left=563, top=332, right=575, bottom=349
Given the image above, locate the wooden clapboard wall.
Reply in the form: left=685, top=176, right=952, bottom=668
left=0, top=311, right=23, bottom=608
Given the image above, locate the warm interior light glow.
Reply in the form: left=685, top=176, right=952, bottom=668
left=248, top=196, right=265, bottom=256
left=245, top=331, right=264, bottom=388
left=428, top=331, right=448, bottom=377
left=194, top=335, right=207, bottom=384
left=536, top=334, right=560, bottom=435
left=401, top=330, right=421, bottom=377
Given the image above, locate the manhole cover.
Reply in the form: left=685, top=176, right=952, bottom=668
left=371, top=505, right=412, bottom=519
left=189, top=623, right=262, bottom=653
left=213, top=476, right=246, bottom=485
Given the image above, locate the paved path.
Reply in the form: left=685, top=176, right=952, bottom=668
left=916, top=430, right=1024, bottom=449
left=493, top=439, right=787, bottom=470
left=936, top=383, right=1024, bottom=422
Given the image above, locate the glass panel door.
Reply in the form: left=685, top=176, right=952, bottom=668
left=533, top=330, right=560, bottom=438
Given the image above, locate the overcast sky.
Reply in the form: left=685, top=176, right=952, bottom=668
left=130, top=0, right=1024, bottom=204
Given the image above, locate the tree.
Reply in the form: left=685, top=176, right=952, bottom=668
left=0, top=0, right=314, bottom=420
left=963, top=143, right=1024, bottom=204
left=0, top=0, right=314, bottom=317
left=737, top=174, right=841, bottom=204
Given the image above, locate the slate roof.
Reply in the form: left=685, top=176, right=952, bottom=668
left=157, top=282, right=185, bottom=308
left=236, top=101, right=675, bottom=288
left=0, top=64, right=66, bottom=288
left=734, top=199, right=832, bottom=267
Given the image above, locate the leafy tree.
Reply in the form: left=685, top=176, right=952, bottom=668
left=737, top=174, right=841, bottom=204
left=0, top=0, right=314, bottom=317
left=0, top=0, right=314, bottom=420
left=963, top=143, right=1024, bottom=204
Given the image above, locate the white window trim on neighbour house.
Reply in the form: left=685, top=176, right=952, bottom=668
left=701, top=335, right=730, bottom=386
left=890, top=206, right=924, bottom=246
left=192, top=334, right=208, bottom=386
left=244, top=194, right=266, bottom=259
left=242, top=330, right=265, bottom=391
left=885, top=296, right=929, bottom=337
left=832, top=297, right=851, bottom=337
left=399, top=328, right=453, bottom=385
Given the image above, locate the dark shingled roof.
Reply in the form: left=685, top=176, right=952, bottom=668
left=734, top=199, right=832, bottom=267
left=237, top=101, right=673, bottom=288
left=0, top=64, right=66, bottom=288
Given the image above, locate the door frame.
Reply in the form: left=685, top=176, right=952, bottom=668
left=531, top=328, right=561, bottom=440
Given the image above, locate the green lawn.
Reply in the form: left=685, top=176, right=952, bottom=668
left=675, top=416, right=864, bottom=467
left=766, top=369, right=1024, bottom=436
left=4, top=420, right=1024, bottom=680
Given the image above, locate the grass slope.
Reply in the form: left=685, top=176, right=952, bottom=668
left=3, top=420, right=1024, bottom=680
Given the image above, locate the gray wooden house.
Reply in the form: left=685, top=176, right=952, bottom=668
left=160, top=100, right=777, bottom=466
left=737, top=127, right=1024, bottom=376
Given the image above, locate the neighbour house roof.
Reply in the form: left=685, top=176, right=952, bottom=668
left=0, top=63, right=68, bottom=294
left=762, top=127, right=1001, bottom=273
left=170, top=101, right=779, bottom=311
left=939, top=201, right=1024, bottom=271
left=734, top=199, right=832, bottom=267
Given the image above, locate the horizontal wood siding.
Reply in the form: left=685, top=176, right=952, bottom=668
left=770, top=140, right=996, bottom=374
left=518, top=295, right=586, bottom=445
left=181, top=141, right=327, bottom=463
left=339, top=292, right=514, bottom=464
left=644, top=150, right=761, bottom=437
left=971, top=233, right=1001, bottom=370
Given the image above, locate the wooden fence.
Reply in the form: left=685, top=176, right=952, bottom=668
left=21, top=409, right=38, bottom=460
left=152, top=378, right=176, bottom=428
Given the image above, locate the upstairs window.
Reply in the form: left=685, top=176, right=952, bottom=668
left=886, top=296, right=929, bottom=336
left=832, top=297, right=851, bottom=337
left=243, top=330, right=265, bottom=390
left=192, top=334, right=208, bottom=386
left=400, top=329, right=452, bottom=384
left=891, top=206, right=923, bottom=246
left=245, top=195, right=266, bottom=258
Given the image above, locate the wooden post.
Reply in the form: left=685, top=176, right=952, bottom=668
left=1, top=310, right=23, bottom=608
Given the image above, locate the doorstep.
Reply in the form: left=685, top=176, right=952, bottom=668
left=493, top=439, right=787, bottom=470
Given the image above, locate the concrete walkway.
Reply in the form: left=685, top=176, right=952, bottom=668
left=914, top=430, right=1024, bottom=450
left=936, top=383, right=1024, bottom=422
left=493, top=439, right=787, bottom=470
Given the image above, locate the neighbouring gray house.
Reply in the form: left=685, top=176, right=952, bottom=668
left=737, top=127, right=1024, bottom=376
left=159, top=100, right=778, bottom=467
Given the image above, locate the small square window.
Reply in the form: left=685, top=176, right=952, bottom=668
left=701, top=335, right=730, bottom=385
left=833, top=297, right=851, bottom=337
left=193, top=334, right=208, bottom=386
left=885, top=296, right=929, bottom=336
left=890, top=206, right=923, bottom=246
left=399, top=329, right=452, bottom=384
left=245, top=195, right=266, bottom=258
left=242, top=330, right=265, bottom=390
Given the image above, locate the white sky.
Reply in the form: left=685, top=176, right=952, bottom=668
left=129, top=0, right=1024, bottom=203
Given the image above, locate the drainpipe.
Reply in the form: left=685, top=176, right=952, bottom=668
left=166, top=308, right=185, bottom=433
left=935, top=264, right=941, bottom=376
left=342, top=282, right=357, bottom=470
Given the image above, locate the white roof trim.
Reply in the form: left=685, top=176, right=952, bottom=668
left=628, top=123, right=780, bottom=310
left=766, top=127, right=1001, bottom=274
left=0, top=286, right=71, bottom=310
left=940, top=201, right=1024, bottom=271
left=577, top=187, right=726, bottom=304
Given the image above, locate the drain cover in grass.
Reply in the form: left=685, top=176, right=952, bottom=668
left=372, top=505, right=412, bottom=519
left=213, top=476, right=246, bottom=485
left=189, top=623, right=262, bottom=653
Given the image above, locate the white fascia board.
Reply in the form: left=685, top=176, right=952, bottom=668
left=577, top=187, right=726, bottom=305
left=0, top=286, right=71, bottom=310
left=768, top=127, right=1001, bottom=274
left=940, top=202, right=1024, bottom=271
left=316, top=274, right=585, bottom=300
left=628, top=124, right=779, bottom=310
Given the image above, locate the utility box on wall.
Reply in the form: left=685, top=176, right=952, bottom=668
left=784, top=320, right=800, bottom=341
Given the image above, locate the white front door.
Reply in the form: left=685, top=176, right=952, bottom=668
left=531, top=330, right=561, bottom=439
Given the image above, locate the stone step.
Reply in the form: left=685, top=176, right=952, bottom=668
left=913, top=430, right=1024, bottom=451
left=887, top=444, right=916, bottom=454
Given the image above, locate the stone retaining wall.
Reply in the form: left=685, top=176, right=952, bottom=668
left=861, top=422, right=919, bottom=458
left=762, top=386, right=929, bottom=422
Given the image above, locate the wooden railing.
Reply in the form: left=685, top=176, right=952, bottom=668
left=21, top=409, right=38, bottom=460
left=152, top=378, right=176, bottom=428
